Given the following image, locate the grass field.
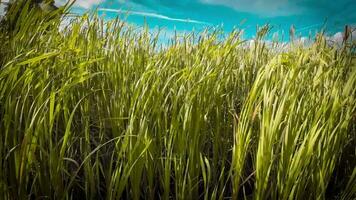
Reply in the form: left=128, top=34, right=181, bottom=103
left=0, top=1, right=355, bottom=199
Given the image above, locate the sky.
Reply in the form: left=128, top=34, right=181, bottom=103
left=1, top=0, right=355, bottom=41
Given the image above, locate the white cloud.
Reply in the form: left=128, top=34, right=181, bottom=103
left=329, top=32, right=344, bottom=44
left=0, top=5, right=5, bottom=17
left=326, top=29, right=356, bottom=46
left=55, top=0, right=67, bottom=7
left=98, top=8, right=210, bottom=25
left=200, top=0, right=304, bottom=17
left=75, top=0, right=103, bottom=9
left=55, top=0, right=103, bottom=9
left=0, top=0, right=9, bottom=17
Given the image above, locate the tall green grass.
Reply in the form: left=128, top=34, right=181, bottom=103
left=0, top=2, right=355, bottom=199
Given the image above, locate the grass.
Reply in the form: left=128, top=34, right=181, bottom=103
left=0, top=1, right=355, bottom=199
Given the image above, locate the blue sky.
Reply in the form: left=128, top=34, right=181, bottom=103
left=74, top=0, right=355, bottom=40
left=1, top=0, right=355, bottom=41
